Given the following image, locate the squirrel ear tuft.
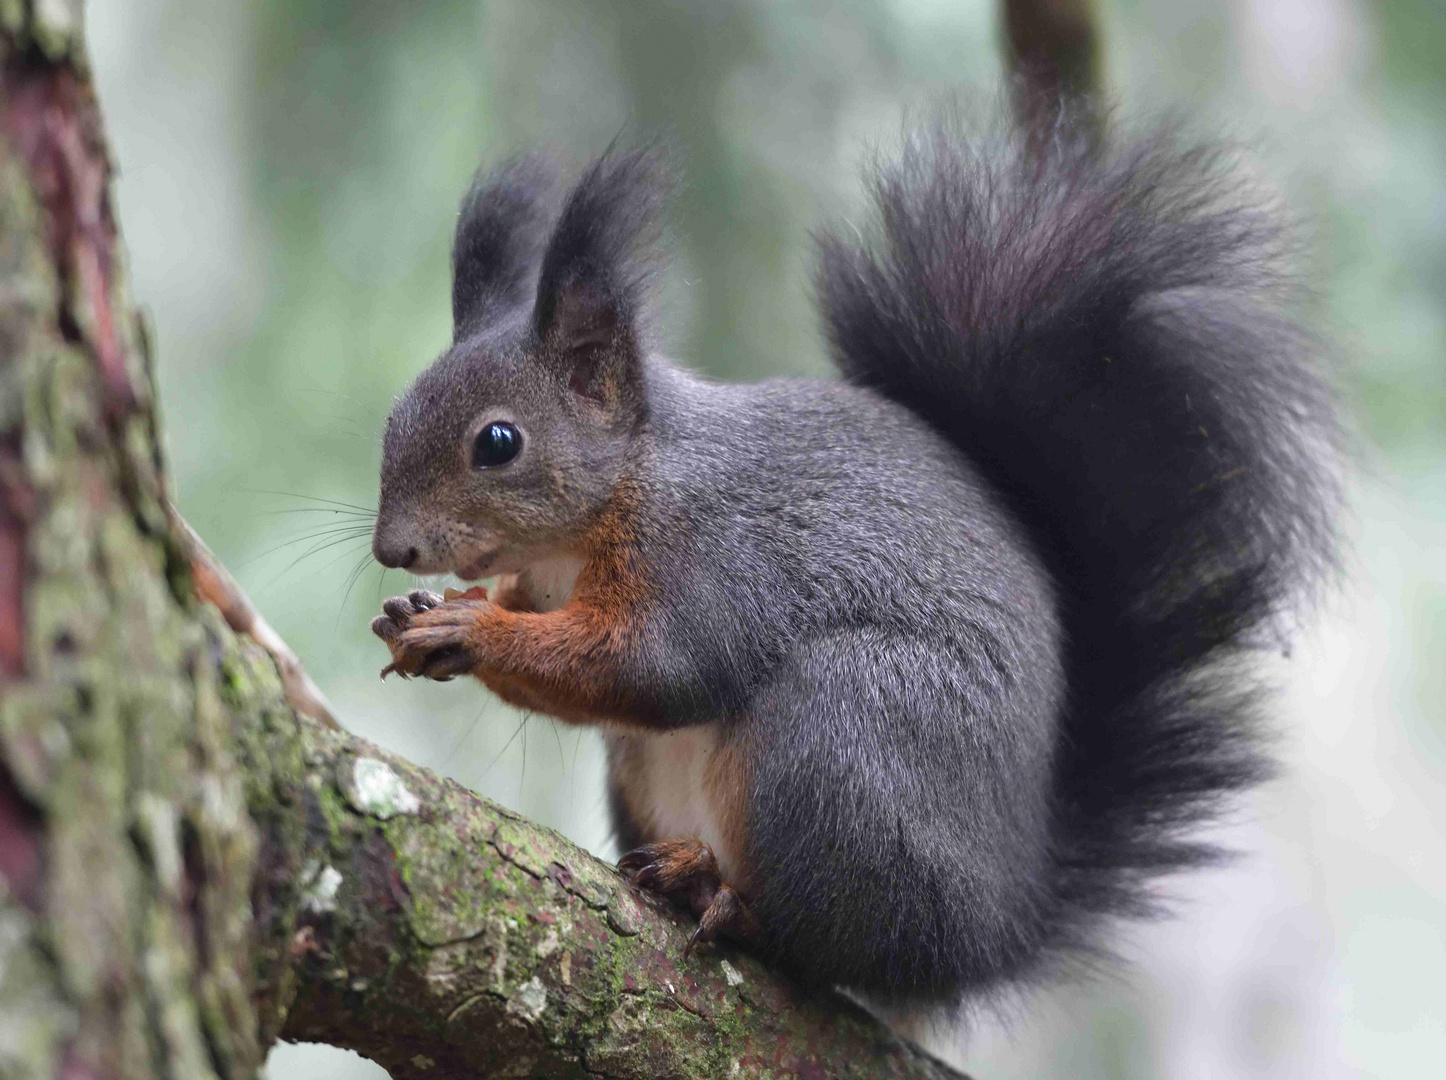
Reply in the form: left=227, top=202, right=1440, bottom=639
left=452, top=153, right=559, bottom=339
left=532, top=145, right=671, bottom=407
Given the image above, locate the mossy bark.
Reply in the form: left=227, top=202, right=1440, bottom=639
left=0, top=9, right=969, bottom=1079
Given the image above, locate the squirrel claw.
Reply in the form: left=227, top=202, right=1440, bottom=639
left=684, top=885, right=758, bottom=960
left=619, top=838, right=719, bottom=896
left=409, top=589, right=445, bottom=610
left=683, top=925, right=706, bottom=962
left=620, top=838, right=758, bottom=960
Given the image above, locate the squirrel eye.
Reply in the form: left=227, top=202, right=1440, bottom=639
left=472, top=421, right=522, bottom=468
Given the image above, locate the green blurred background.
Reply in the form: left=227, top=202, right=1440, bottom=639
left=88, top=1, right=1445, bottom=1077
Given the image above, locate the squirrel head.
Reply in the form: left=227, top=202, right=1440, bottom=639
left=373, top=148, right=670, bottom=579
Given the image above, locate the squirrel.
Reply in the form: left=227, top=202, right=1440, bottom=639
left=368, top=108, right=1339, bottom=1006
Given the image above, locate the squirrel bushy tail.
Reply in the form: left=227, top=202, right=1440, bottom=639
left=816, top=112, right=1339, bottom=959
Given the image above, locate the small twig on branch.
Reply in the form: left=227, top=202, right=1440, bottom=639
left=173, top=508, right=341, bottom=730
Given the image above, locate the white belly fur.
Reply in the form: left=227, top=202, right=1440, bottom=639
left=608, top=725, right=737, bottom=881
left=514, top=553, right=585, bottom=614
left=508, top=554, right=737, bottom=880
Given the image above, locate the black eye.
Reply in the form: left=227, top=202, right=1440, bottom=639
left=472, top=422, right=522, bottom=468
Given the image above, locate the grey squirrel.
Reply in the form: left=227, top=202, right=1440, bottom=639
left=369, top=108, right=1339, bottom=1005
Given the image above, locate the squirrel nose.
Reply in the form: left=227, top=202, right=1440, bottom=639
left=373, top=533, right=418, bottom=570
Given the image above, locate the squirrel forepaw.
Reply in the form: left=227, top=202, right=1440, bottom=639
left=372, top=589, right=487, bottom=681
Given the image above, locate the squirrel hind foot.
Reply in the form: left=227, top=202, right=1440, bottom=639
left=618, top=837, right=759, bottom=958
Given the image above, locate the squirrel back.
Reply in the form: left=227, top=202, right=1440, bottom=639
left=815, top=110, right=1340, bottom=955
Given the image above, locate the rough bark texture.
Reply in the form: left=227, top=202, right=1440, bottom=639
left=0, top=9, right=969, bottom=1079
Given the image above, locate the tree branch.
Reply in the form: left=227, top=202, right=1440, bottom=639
left=257, top=720, right=966, bottom=1079
left=0, top=8, right=970, bottom=1078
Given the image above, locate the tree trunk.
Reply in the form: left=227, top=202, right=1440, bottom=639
left=0, top=9, right=968, bottom=1078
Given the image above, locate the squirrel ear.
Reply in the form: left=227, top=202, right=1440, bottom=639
left=451, top=153, right=559, bottom=340
left=532, top=146, right=670, bottom=411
